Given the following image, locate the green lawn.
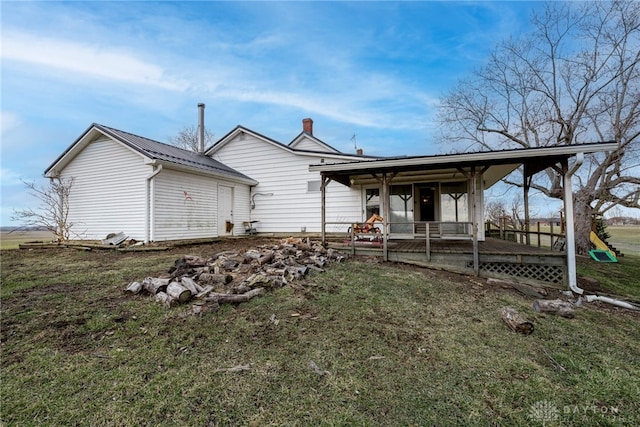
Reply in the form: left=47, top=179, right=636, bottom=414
left=2, top=241, right=639, bottom=426
left=0, top=230, right=55, bottom=250
left=607, top=226, right=640, bottom=256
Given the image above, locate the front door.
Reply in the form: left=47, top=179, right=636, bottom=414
left=419, top=187, right=436, bottom=221
left=218, top=185, right=234, bottom=235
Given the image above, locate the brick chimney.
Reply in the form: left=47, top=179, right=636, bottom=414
left=356, top=148, right=363, bottom=156
left=302, top=118, right=313, bottom=135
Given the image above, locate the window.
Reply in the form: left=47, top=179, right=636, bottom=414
left=307, top=180, right=321, bottom=192
left=390, top=184, right=413, bottom=233
left=440, top=182, right=468, bottom=222
left=365, top=188, right=380, bottom=218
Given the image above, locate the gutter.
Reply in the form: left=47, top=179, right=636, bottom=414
left=145, top=164, right=163, bottom=243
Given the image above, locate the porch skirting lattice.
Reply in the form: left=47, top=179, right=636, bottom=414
left=468, top=261, right=564, bottom=284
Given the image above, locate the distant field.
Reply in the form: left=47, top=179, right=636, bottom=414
left=0, top=230, right=55, bottom=250
left=607, top=226, right=640, bottom=256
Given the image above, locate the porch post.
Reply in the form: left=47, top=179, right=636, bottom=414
left=320, top=175, right=329, bottom=245
left=523, top=172, right=531, bottom=246
left=471, top=167, right=479, bottom=275
left=381, top=173, right=390, bottom=261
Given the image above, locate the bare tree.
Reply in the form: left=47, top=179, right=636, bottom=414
left=168, top=125, right=215, bottom=152
left=11, top=177, right=75, bottom=241
left=486, top=198, right=533, bottom=231
left=438, top=1, right=640, bottom=254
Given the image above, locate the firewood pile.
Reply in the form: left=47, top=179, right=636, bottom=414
left=123, top=237, right=347, bottom=313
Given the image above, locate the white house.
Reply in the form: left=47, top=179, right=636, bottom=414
left=206, top=118, right=373, bottom=234
left=44, top=123, right=257, bottom=242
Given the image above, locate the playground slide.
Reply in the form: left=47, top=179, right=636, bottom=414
left=590, top=231, right=616, bottom=259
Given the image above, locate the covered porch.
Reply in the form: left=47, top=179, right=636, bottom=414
left=311, top=142, right=617, bottom=291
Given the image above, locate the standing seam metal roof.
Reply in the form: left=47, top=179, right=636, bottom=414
left=94, top=124, right=256, bottom=182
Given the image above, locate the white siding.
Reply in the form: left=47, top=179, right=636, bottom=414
left=152, top=170, right=252, bottom=240
left=289, top=136, right=334, bottom=153
left=152, top=169, right=218, bottom=241
left=60, top=137, right=149, bottom=240
left=212, top=134, right=362, bottom=233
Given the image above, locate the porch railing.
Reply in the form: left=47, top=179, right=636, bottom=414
left=485, top=220, right=565, bottom=250
left=324, top=221, right=474, bottom=255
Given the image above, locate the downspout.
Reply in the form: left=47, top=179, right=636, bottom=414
left=585, top=295, right=640, bottom=311
left=562, top=154, right=638, bottom=310
left=564, top=153, right=583, bottom=294
left=145, top=164, right=163, bottom=243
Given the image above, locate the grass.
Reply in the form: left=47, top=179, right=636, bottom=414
left=577, top=253, right=640, bottom=301
left=607, top=226, right=640, bottom=256
left=2, top=240, right=639, bottom=426
left=0, top=230, right=55, bottom=250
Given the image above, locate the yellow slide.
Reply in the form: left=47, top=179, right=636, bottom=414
left=590, top=231, right=617, bottom=260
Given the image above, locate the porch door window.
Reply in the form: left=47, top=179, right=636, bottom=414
left=365, top=188, right=380, bottom=218
left=440, top=182, right=468, bottom=222
left=419, top=187, right=436, bottom=222
left=390, top=184, right=413, bottom=233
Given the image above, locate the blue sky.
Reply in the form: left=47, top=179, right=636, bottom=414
left=1, top=1, right=546, bottom=226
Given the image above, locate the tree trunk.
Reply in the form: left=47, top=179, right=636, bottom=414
left=573, top=192, right=594, bottom=255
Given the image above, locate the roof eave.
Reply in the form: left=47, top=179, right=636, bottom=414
left=309, top=142, right=618, bottom=173
left=153, top=159, right=258, bottom=186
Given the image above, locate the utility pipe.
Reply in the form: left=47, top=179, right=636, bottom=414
left=564, top=152, right=584, bottom=295
left=145, top=164, right=163, bottom=243
left=585, top=295, right=640, bottom=311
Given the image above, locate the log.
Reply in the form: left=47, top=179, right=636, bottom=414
left=180, top=277, right=199, bottom=294
left=182, top=255, right=208, bottom=267
left=198, top=273, right=233, bottom=286
left=166, top=282, right=192, bottom=303
left=499, top=306, right=534, bottom=335
left=192, top=280, right=204, bottom=293
left=195, top=285, right=214, bottom=299
left=533, top=299, right=575, bottom=318
left=143, top=277, right=169, bottom=295
left=285, top=265, right=308, bottom=280
left=257, top=252, right=274, bottom=265
left=124, top=281, right=142, bottom=295
left=206, top=287, right=265, bottom=304
left=155, top=291, right=178, bottom=308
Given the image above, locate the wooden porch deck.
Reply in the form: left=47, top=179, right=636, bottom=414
left=329, top=237, right=567, bottom=287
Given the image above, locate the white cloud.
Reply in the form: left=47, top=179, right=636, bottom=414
left=2, top=30, right=189, bottom=91
left=0, top=167, right=24, bottom=186
left=1, top=111, right=20, bottom=136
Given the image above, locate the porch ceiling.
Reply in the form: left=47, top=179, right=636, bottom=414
left=341, top=163, right=518, bottom=187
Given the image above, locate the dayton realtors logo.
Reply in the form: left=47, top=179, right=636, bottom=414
left=528, top=400, right=624, bottom=425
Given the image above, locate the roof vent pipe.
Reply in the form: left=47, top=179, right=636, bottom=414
left=197, top=103, right=205, bottom=154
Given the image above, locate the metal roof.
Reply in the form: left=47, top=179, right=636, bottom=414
left=310, top=141, right=619, bottom=187
left=45, top=124, right=258, bottom=184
